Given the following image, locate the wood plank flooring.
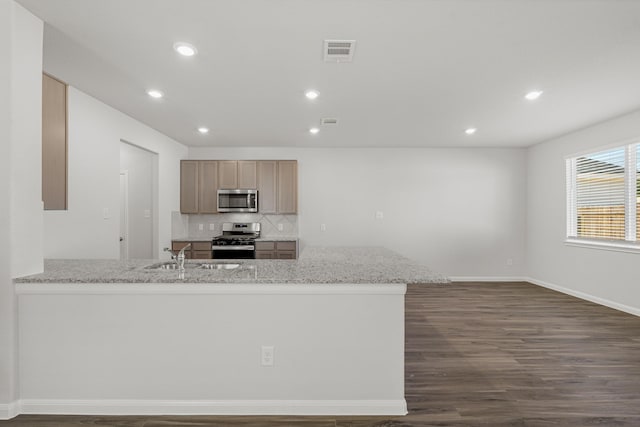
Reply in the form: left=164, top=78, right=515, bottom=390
left=3, top=281, right=640, bottom=426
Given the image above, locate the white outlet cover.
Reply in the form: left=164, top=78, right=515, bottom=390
left=209, top=224, right=215, bottom=230
left=198, top=223, right=204, bottom=231
left=375, top=211, right=384, bottom=220
left=278, top=223, right=284, bottom=231
left=261, top=345, right=274, bottom=367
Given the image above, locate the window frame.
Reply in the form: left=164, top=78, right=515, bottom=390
left=565, top=140, right=640, bottom=254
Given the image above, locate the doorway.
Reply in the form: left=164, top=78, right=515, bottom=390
left=119, top=141, right=158, bottom=259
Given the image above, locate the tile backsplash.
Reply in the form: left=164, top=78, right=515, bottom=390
left=172, top=212, right=298, bottom=240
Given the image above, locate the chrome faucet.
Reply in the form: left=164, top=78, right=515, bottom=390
left=163, top=243, right=191, bottom=271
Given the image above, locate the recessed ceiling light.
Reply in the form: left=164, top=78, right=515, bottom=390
left=147, top=89, right=164, bottom=99
left=525, top=90, right=543, bottom=101
left=174, top=42, right=197, bottom=57
left=305, top=90, right=319, bottom=100
left=309, top=127, right=320, bottom=134
left=465, top=128, right=477, bottom=135
left=197, top=127, right=209, bottom=134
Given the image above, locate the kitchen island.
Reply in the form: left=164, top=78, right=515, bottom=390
left=14, top=247, right=448, bottom=418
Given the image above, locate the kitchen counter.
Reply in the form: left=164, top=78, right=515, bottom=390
left=14, top=246, right=448, bottom=285
left=14, top=246, right=443, bottom=417
left=172, top=236, right=298, bottom=242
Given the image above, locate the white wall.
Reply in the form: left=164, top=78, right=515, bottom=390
left=1, top=0, right=43, bottom=418
left=527, top=109, right=640, bottom=314
left=10, top=1, right=43, bottom=278
left=190, top=147, right=527, bottom=278
left=44, top=88, right=188, bottom=259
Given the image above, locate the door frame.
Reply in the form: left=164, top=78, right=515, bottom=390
left=119, top=170, right=129, bottom=260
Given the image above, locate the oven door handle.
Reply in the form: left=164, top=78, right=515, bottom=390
left=212, top=245, right=255, bottom=251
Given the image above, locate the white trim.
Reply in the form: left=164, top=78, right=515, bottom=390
left=18, top=399, right=407, bottom=416
left=448, top=276, right=527, bottom=282
left=15, top=282, right=407, bottom=296
left=0, top=401, right=21, bottom=420
left=563, top=136, right=640, bottom=160
left=119, top=170, right=129, bottom=260
left=565, top=238, right=640, bottom=254
left=526, top=277, right=640, bottom=317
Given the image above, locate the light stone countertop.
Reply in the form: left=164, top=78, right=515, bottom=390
left=14, top=247, right=449, bottom=285
left=172, top=236, right=298, bottom=242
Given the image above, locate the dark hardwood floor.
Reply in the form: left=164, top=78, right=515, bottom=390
left=3, top=281, right=640, bottom=426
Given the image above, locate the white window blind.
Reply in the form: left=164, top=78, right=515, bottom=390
left=636, top=144, right=639, bottom=240
left=566, top=142, right=639, bottom=246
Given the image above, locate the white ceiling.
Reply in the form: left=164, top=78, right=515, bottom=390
left=16, top=0, right=640, bottom=148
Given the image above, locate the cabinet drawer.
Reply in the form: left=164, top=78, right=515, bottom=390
left=192, top=251, right=212, bottom=259
left=276, top=251, right=296, bottom=259
left=192, top=241, right=212, bottom=251
left=276, top=241, right=296, bottom=251
left=172, top=241, right=191, bottom=251
left=255, top=241, right=275, bottom=251
left=255, top=251, right=275, bottom=259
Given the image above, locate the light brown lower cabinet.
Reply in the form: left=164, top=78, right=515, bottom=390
left=171, top=240, right=213, bottom=259
left=255, top=240, right=298, bottom=259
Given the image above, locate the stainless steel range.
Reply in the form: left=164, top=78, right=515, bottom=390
left=211, top=222, right=261, bottom=259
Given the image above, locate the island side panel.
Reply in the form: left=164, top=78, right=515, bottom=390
left=18, top=284, right=406, bottom=415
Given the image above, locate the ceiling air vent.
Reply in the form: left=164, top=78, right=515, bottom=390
left=323, top=40, right=356, bottom=62
left=321, top=118, right=339, bottom=126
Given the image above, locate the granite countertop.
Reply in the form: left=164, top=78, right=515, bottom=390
left=173, top=236, right=298, bottom=242
left=14, top=247, right=449, bottom=285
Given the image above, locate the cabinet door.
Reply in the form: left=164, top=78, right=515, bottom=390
left=276, top=251, right=296, bottom=259
left=238, top=161, right=257, bottom=189
left=192, top=251, right=213, bottom=259
left=277, top=161, right=298, bottom=214
left=257, top=161, right=277, bottom=214
left=218, top=161, right=238, bottom=189
left=199, top=161, right=218, bottom=213
left=255, top=251, right=275, bottom=259
left=42, top=74, right=67, bottom=210
left=180, top=161, right=199, bottom=213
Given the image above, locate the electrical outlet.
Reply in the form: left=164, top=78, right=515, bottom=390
left=209, top=223, right=215, bottom=231
left=278, top=223, right=284, bottom=231
left=143, top=209, right=151, bottom=218
left=102, top=208, right=110, bottom=219
left=198, top=223, right=204, bottom=231
left=320, top=224, right=326, bottom=232
left=375, top=211, right=384, bottom=220
left=261, top=345, right=274, bottom=367
left=506, top=258, right=513, bottom=266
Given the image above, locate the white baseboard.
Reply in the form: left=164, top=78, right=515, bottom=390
left=525, top=277, right=640, bottom=317
left=0, top=401, right=20, bottom=420
left=448, top=276, right=528, bottom=282
left=447, top=276, right=639, bottom=317
left=18, top=399, right=408, bottom=417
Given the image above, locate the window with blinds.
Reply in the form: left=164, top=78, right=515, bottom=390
left=566, top=142, right=639, bottom=247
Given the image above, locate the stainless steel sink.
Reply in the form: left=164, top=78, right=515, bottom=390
left=145, top=262, right=198, bottom=270
left=145, top=261, right=241, bottom=270
left=199, top=262, right=240, bottom=270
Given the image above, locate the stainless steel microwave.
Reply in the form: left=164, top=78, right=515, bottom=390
left=217, top=189, right=258, bottom=213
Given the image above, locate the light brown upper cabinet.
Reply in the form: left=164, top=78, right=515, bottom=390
left=257, top=161, right=277, bottom=214
left=181, top=160, right=219, bottom=214
left=181, top=159, right=296, bottom=214
left=238, top=161, right=257, bottom=189
left=42, top=73, right=68, bottom=210
left=198, top=161, right=218, bottom=213
left=277, top=160, right=298, bottom=214
left=218, top=161, right=238, bottom=189
left=218, top=160, right=257, bottom=189
left=180, top=160, right=199, bottom=213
